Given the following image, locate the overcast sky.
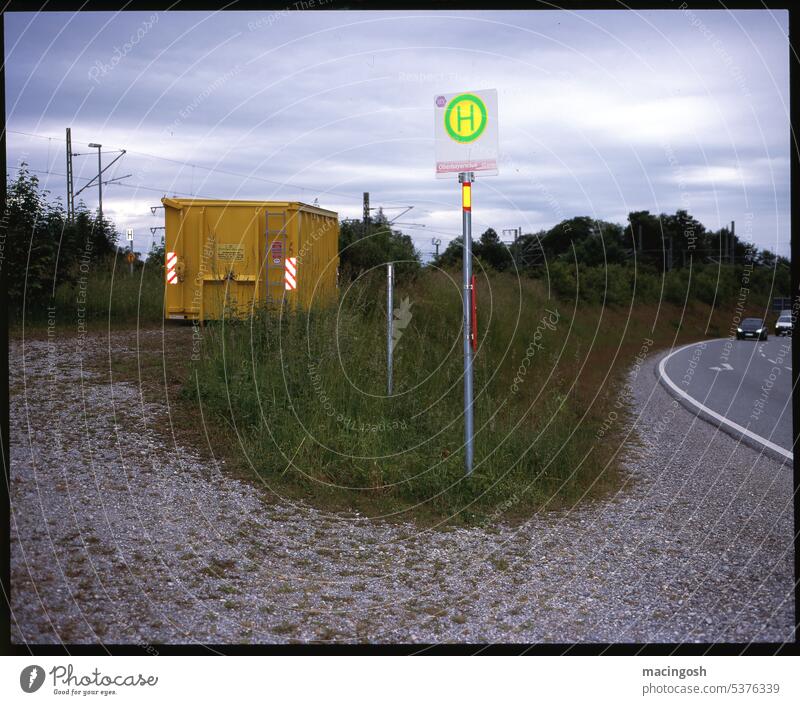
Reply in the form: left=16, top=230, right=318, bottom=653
left=4, top=8, right=790, bottom=258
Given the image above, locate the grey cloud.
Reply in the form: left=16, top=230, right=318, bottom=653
left=5, top=9, right=790, bottom=257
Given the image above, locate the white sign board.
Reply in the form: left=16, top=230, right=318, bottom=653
left=126, top=228, right=134, bottom=241
left=434, top=89, right=499, bottom=178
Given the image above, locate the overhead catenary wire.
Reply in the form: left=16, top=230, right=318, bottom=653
left=7, top=164, right=205, bottom=199
left=7, top=128, right=413, bottom=207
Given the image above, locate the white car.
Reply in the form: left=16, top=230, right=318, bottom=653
left=775, top=313, right=793, bottom=336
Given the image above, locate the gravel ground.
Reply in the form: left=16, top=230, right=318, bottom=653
left=9, top=328, right=795, bottom=645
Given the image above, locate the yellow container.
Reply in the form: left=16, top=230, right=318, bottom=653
left=162, top=198, right=339, bottom=320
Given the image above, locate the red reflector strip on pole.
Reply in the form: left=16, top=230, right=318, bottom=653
left=471, top=275, right=478, bottom=352
left=462, top=181, right=472, bottom=211
left=166, top=251, right=179, bottom=285
left=285, top=256, right=297, bottom=290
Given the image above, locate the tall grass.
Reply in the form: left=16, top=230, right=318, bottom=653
left=187, top=267, right=731, bottom=522
left=14, top=257, right=164, bottom=329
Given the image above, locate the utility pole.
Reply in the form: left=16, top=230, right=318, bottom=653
left=730, top=220, right=735, bottom=265
left=89, top=143, right=103, bottom=226
left=637, top=223, right=643, bottom=254
left=65, top=128, right=74, bottom=220
left=362, top=192, right=370, bottom=229
left=72, top=144, right=129, bottom=224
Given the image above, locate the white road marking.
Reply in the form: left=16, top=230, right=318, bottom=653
left=658, top=341, right=793, bottom=461
left=709, top=363, right=733, bottom=372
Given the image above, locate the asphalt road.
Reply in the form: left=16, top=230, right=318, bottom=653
left=659, top=336, right=793, bottom=459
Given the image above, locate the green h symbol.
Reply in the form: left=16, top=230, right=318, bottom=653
left=457, top=102, right=475, bottom=132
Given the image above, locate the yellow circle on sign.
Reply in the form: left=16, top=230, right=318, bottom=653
left=444, top=93, right=488, bottom=143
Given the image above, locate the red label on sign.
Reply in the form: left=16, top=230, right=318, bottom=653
left=271, top=241, right=283, bottom=264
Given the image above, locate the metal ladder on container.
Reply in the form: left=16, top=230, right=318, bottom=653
left=266, top=209, right=287, bottom=305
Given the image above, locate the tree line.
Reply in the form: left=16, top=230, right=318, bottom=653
left=434, top=211, right=788, bottom=273
left=5, top=162, right=788, bottom=316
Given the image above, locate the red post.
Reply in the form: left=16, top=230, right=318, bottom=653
left=471, top=274, right=477, bottom=351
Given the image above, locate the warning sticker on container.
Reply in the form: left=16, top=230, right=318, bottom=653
left=218, top=244, right=245, bottom=262
left=271, top=240, right=283, bottom=265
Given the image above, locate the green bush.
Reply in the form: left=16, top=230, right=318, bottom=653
left=186, top=270, right=619, bottom=520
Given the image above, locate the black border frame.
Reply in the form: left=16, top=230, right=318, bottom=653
left=1, top=0, right=797, bottom=657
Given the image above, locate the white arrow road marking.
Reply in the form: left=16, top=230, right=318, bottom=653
left=710, top=363, right=733, bottom=371
left=660, top=341, right=793, bottom=461
left=721, top=363, right=733, bottom=370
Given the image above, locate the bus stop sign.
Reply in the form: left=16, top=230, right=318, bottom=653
left=434, top=89, right=499, bottom=178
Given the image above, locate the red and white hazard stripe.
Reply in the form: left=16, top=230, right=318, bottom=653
left=284, top=256, right=297, bottom=291
left=166, top=251, right=178, bottom=284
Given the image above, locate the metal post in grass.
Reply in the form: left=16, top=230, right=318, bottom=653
left=434, top=89, right=498, bottom=475
left=459, top=171, right=475, bottom=475
left=387, top=262, right=394, bottom=396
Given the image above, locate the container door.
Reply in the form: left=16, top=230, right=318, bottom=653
left=202, top=206, right=262, bottom=319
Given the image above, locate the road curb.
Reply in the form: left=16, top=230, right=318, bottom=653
left=653, top=342, right=792, bottom=466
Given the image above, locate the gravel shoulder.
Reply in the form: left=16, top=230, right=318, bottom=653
left=9, top=328, right=794, bottom=645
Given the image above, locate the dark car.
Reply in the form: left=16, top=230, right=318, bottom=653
left=775, top=312, right=793, bottom=336
left=737, top=317, right=768, bottom=341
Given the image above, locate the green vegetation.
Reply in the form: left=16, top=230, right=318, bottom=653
left=186, top=206, right=786, bottom=522
left=338, top=210, right=421, bottom=283
left=185, top=264, right=760, bottom=523
left=7, top=164, right=789, bottom=523
left=5, top=164, right=163, bottom=328
left=435, top=212, right=790, bottom=306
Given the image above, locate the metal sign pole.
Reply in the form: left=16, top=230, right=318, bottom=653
left=459, top=171, right=475, bottom=475
left=387, top=262, right=394, bottom=396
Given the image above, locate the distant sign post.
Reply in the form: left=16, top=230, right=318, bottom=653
left=434, top=89, right=499, bottom=476
left=126, top=229, right=134, bottom=274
